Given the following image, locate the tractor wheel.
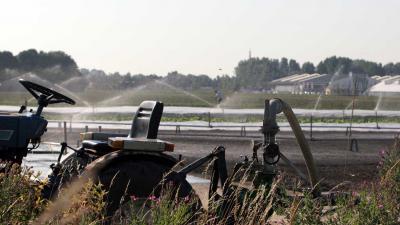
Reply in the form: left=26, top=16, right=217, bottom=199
left=42, top=152, right=92, bottom=199
left=96, top=157, right=193, bottom=218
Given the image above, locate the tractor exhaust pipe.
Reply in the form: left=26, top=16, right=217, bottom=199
left=264, top=98, right=321, bottom=196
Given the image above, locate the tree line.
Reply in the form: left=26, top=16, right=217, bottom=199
left=0, top=49, right=79, bottom=83
left=2, top=49, right=400, bottom=92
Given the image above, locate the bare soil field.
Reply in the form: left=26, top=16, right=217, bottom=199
left=41, top=127, right=396, bottom=191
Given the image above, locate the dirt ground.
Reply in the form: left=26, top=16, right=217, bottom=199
left=42, top=127, right=396, bottom=192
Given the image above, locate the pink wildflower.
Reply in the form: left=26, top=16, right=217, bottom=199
left=148, top=195, right=157, bottom=201
left=130, top=195, right=138, bottom=202
left=184, top=196, right=190, bottom=203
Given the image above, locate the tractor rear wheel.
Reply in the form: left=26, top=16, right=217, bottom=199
left=96, top=157, right=192, bottom=218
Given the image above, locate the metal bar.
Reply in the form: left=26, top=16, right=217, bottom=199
left=177, top=153, right=215, bottom=175
left=47, top=120, right=400, bottom=131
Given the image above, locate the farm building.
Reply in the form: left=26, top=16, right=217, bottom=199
left=325, top=73, right=372, bottom=95
left=271, top=73, right=375, bottom=95
left=270, top=73, right=333, bottom=94
left=368, top=75, right=400, bottom=96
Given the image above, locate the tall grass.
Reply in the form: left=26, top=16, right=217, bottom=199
left=0, top=164, right=46, bottom=224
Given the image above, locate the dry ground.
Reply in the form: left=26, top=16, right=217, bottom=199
left=42, top=127, right=395, bottom=191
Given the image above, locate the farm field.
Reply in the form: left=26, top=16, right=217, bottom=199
left=2, top=81, right=400, bottom=110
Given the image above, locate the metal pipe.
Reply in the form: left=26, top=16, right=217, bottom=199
left=268, top=98, right=321, bottom=196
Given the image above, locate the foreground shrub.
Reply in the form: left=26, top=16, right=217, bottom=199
left=0, top=164, right=47, bottom=224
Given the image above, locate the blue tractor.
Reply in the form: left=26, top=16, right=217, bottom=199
left=0, top=79, right=75, bottom=164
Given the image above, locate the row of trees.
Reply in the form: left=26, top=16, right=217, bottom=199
left=2, top=49, right=400, bottom=91
left=0, top=49, right=79, bottom=83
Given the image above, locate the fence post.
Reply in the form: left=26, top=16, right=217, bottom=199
left=208, top=112, right=211, bottom=128
left=350, top=138, right=359, bottom=152
left=375, top=111, right=379, bottom=129
left=63, top=121, right=68, bottom=154
left=85, top=125, right=88, bottom=133
left=175, top=125, right=181, bottom=134
left=63, top=121, right=67, bottom=143
left=310, top=115, right=313, bottom=140
left=98, top=126, right=102, bottom=133
left=240, top=126, right=246, bottom=136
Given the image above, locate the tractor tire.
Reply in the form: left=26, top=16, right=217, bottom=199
left=96, top=157, right=192, bottom=218
left=42, top=152, right=92, bottom=199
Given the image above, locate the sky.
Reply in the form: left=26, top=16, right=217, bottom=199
left=1, top=0, right=400, bottom=77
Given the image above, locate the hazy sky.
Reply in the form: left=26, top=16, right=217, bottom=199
left=1, top=0, right=399, bottom=77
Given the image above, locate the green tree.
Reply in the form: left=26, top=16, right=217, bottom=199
left=0, top=51, right=18, bottom=70
left=289, top=59, right=300, bottom=74
left=279, top=57, right=289, bottom=75
left=301, top=62, right=315, bottom=74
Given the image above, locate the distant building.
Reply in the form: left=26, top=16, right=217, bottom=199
left=325, top=73, right=372, bottom=95
left=270, top=73, right=375, bottom=95
left=367, top=75, right=400, bottom=96
left=270, top=73, right=333, bottom=94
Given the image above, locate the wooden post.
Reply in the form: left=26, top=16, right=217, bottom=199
left=63, top=121, right=67, bottom=143
left=310, top=115, right=313, bottom=140
left=63, top=121, right=68, bottom=154
left=98, top=126, right=102, bottom=132
left=208, top=112, right=211, bottom=127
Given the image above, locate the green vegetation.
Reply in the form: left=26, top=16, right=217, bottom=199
left=0, top=165, right=46, bottom=224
